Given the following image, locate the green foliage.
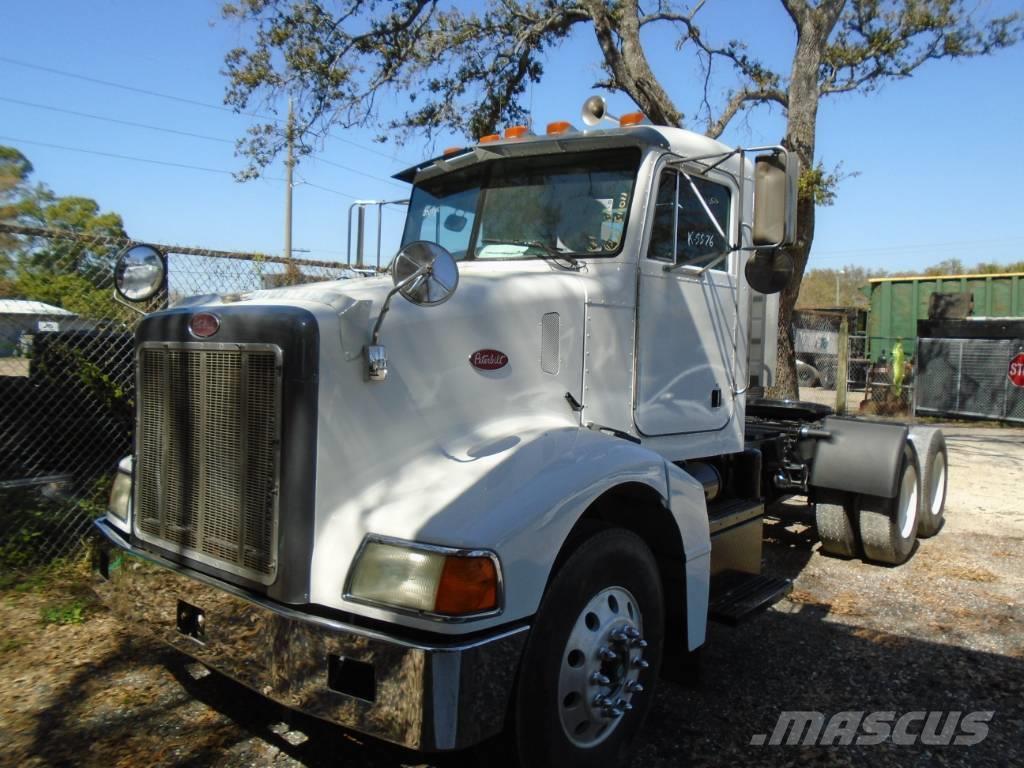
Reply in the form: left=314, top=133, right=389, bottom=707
left=798, top=259, right=1024, bottom=308
left=40, top=599, right=87, bottom=626
left=799, top=162, right=858, bottom=206
left=0, top=145, right=127, bottom=315
left=10, top=270, right=120, bottom=319
left=0, top=476, right=112, bottom=572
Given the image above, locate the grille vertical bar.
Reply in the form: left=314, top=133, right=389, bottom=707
left=135, top=343, right=282, bottom=582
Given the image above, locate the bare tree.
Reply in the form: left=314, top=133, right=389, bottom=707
left=222, top=0, right=1020, bottom=395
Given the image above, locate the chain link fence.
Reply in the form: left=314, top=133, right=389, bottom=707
left=917, top=337, right=1024, bottom=423
left=793, top=310, right=918, bottom=417
left=0, top=223, right=365, bottom=570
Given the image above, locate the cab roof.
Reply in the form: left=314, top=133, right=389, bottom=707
left=393, top=125, right=740, bottom=185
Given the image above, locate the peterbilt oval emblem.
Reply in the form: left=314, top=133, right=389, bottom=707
left=189, top=312, right=220, bottom=338
left=469, top=349, right=509, bottom=371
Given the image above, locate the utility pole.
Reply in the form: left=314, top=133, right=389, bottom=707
left=284, top=99, right=294, bottom=261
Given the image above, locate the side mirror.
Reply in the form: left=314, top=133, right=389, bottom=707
left=114, top=244, right=167, bottom=302
left=391, top=241, right=459, bottom=306
left=365, top=241, right=459, bottom=382
left=752, top=151, right=799, bottom=248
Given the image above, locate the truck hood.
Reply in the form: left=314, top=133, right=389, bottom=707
left=234, top=261, right=593, bottom=622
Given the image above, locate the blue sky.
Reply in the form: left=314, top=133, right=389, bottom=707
left=1, top=0, right=1022, bottom=273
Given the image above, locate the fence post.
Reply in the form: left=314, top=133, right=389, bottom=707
left=835, top=317, right=849, bottom=415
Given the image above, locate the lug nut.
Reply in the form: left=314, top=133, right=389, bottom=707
left=598, top=647, right=618, bottom=662
left=593, top=694, right=611, bottom=708
left=626, top=680, right=644, bottom=693
left=633, top=658, right=649, bottom=669
left=615, top=698, right=633, bottom=712
left=631, top=638, right=648, bottom=649
left=625, top=626, right=641, bottom=639
left=590, top=672, right=611, bottom=686
left=610, top=629, right=629, bottom=643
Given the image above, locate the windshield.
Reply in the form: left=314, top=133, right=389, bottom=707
left=401, top=148, right=641, bottom=261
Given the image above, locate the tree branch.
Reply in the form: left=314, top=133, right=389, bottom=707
left=705, top=87, right=788, bottom=138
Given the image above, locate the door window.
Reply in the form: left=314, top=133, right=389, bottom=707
left=648, top=170, right=731, bottom=270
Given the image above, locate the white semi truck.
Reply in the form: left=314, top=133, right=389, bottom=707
left=95, top=97, right=949, bottom=767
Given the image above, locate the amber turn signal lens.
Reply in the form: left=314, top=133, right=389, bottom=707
left=505, top=125, right=530, bottom=139
left=546, top=121, right=573, bottom=135
left=443, top=146, right=465, bottom=156
left=434, top=556, right=499, bottom=615
left=619, top=111, right=645, bottom=126
left=478, top=133, right=501, bottom=144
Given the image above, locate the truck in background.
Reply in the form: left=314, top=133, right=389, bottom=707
left=94, top=97, right=949, bottom=767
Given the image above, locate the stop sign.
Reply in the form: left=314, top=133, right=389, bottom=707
left=1010, top=353, right=1024, bottom=387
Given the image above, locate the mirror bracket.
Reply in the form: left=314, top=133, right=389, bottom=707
left=362, top=241, right=458, bottom=383
left=363, top=265, right=429, bottom=382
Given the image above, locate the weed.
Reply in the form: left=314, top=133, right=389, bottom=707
left=41, top=599, right=87, bottom=625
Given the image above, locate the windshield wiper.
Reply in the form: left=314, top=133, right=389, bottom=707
left=481, top=238, right=581, bottom=269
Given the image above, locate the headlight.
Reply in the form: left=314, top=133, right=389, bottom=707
left=346, top=538, right=501, bottom=618
left=115, top=244, right=166, bottom=301
left=107, top=457, right=132, bottom=525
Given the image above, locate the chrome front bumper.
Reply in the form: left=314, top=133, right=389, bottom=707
left=92, top=520, right=527, bottom=751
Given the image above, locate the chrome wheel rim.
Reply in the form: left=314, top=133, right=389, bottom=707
left=557, top=586, right=648, bottom=748
left=897, top=460, right=919, bottom=539
left=929, top=452, right=947, bottom=518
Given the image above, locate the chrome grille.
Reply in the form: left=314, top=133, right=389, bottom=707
left=135, top=343, right=282, bottom=582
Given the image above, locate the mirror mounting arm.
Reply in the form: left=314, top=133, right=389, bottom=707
left=365, top=263, right=431, bottom=382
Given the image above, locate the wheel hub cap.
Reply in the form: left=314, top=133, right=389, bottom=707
left=557, top=586, right=648, bottom=748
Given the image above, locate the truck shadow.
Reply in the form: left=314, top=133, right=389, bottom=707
left=25, top=519, right=1022, bottom=767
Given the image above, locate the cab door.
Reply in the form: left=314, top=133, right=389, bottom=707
left=635, top=165, right=740, bottom=436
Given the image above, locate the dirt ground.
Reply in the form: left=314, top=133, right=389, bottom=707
left=1, top=423, right=1022, bottom=767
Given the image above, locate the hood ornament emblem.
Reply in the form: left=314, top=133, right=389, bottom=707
left=469, top=349, right=509, bottom=371
left=189, top=312, right=220, bottom=338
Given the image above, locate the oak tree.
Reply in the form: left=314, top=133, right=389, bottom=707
left=222, top=0, right=1020, bottom=395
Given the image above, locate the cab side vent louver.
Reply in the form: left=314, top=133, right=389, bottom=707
left=541, top=312, right=560, bottom=374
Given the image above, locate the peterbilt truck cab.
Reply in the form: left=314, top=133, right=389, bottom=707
left=95, top=99, right=947, bottom=767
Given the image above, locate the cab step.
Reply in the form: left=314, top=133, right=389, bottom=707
left=709, top=570, right=792, bottom=625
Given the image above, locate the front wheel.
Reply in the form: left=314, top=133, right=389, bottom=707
left=511, top=528, right=664, bottom=768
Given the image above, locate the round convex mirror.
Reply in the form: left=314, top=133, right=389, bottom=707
left=744, top=249, right=794, bottom=295
left=392, top=241, right=459, bottom=306
left=115, top=244, right=166, bottom=301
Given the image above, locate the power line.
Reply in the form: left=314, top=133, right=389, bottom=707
left=0, top=95, right=233, bottom=144
left=0, top=134, right=354, bottom=199
left=0, top=135, right=241, bottom=176
left=811, top=237, right=1023, bottom=259
left=0, top=55, right=417, bottom=164
left=2, top=95, right=415, bottom=189
left=311, top=155, right=407, bottom=189
left=0, top=55, right=247, bottom=117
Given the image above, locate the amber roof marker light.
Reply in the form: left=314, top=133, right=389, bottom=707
left=619, top=111, right=647, bottom=127
left=545, top=121, right=575, bottom=135
left=504, top=125, right=531, bottom=139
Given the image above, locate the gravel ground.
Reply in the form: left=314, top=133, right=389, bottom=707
left=1, top=424, right=1022, bottom=767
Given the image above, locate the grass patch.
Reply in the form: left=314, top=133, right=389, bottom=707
left=0, top=553, right=92, bottom=595
left=40, top=599, right=88, bottom=625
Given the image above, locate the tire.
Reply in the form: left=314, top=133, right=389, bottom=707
left=907, top=427, right=948, bottom=538
left=814, top=490, right=859, bottom=557
left=511, top=528, right=664, bottom=768
left=857, top=445, right=921, bottom=565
